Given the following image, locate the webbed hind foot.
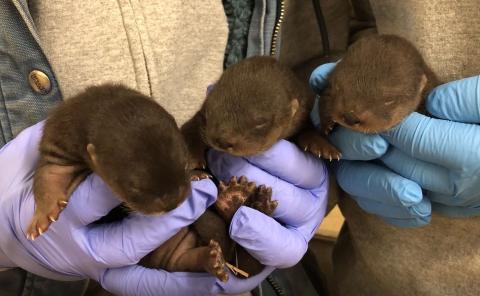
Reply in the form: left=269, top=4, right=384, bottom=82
left=205, top=239, right=229, bottom=282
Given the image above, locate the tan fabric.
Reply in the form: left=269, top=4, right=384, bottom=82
left=278, top=0, right=350, bottom=67
left=370, top=0, right=480, bottom=82
left=331, top=1, right=480, bottom=295
left=29, top=0, right=228, bottom=126
left=334, top=197, right=480, bottom=296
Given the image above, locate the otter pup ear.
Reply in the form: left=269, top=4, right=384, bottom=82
left=417, top=74, right=428, bottom=96
left=290, top=98, right=300, bottom=118
left=86, top=143, right=99, bottom=168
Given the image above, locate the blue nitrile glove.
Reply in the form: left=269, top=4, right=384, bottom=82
left=310, top=63, right=480, bottom=227
left=207, top=140, right=329, bottom=294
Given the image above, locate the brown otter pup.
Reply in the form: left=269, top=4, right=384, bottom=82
left=181, top=56, right=341, bottom=168
left=27, top=84, right=191, bottom=240
left=317, top=34, right=440, bottom=136
left=141, top=176, right=278, bottom=282
left=28, top=84, right=276, bottom=281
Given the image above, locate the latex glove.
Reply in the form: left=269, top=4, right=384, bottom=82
left=310, top=63, right=480, bottom=227
left=0, top=121, right=228, bottom=296
left=207, top=140, right=329, bottom=293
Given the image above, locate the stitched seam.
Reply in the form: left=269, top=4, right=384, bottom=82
left=116, top=0, right=152, bottom=96
left=11, top=0, right=42, bottom=48
left=0, top=78, right=13, bottom=143
left=115, top=0, right=142, bottom=91
left=128, top=0, right=153, bottom=96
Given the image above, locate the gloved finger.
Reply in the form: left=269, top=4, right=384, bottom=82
left=431, top=202, right=480, bottom=217
left=380, top=147, right=453, bottom=195
left=65, top=174, right=122, bottom=227
left=380, top=215, right=431, bottom=228
left=427, top=75, right=480, bottom=123
left=99, top=266, right=218, bottom=296
left=381, top=112, right=480, bottom=171
left=87, top=179, right=217, bottom=267
left=351, top=195, right=431, bottom=226
left=230, top=207, right=325, bottom=268
left=0, top=121, right=44, bottom=193
left=208, top=149, right=328, bottom=227
left=223, top=139, right=327, bottom=189
left=309, top=62, right=337, bottom=93
left=328, top=126, right=389, bottom=160
left=427, top=183, right=480, bottom=206
left=336, top=160, right=426, bottom=209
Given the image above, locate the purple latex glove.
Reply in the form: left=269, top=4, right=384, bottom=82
left=0, top=122, right=234, bottom=296
left=111, top=140, right=329, bottom=295
left=206, top=140, right=329, bottom=294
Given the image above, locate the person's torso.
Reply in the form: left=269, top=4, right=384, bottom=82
left=29, top=0, right=229, bottom=126
left=335, top=196, right=480, bottom=296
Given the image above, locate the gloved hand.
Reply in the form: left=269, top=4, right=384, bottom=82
left=0, top=122, right=237, bottom=296
left=106, top=140, right=329, bottom=295
left=310, top=63, right=480, bottom=227
left=0, top=121, right=328, bottom=295
left=207, top=140, right=329, bottom=294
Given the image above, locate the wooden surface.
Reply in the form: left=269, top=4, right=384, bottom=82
left=315, top=206, right=344, bottom=240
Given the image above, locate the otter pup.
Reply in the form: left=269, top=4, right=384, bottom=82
left=27, top=84, right=276, bottom=281
left=27, top=84, right=191, bottom=240
left=141, top=176, right=278, bottom=282
left=317, top=34, right=440, bottom=136
left=181, top=56, right=341, bottom=168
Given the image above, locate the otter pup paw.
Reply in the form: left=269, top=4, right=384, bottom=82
left=307, top=140, right=342, bottom=161
left=296, top=129, right=342, bottom=161
left=246, top=185, right=278, bottom=216
left=215, top=176, right=256, bottom=221
left=26, top=198, right=67, bottom=240
left=189, top=170, right=212, bottom=181
left=205, top=239, right=229, bottom=282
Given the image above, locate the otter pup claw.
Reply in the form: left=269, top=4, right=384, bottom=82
left=295, top=129, right=342, bottom=161
left=190, top=170, right=211, bottom=181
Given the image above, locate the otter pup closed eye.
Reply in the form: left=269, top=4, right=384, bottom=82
left=319, top=34, right=440, bottom=135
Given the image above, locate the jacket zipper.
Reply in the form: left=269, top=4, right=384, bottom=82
left=270, top=0, right=285, bottom=56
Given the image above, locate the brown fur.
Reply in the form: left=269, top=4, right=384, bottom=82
left=28, top=84, right=275, bottom=280
left=141, top=176, right=278, bottom=281
left=181, top=56, right=341, bottom=167
left=319, top=34, right=440, bottom=135
left=28, top=84, right=190, bottom=239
